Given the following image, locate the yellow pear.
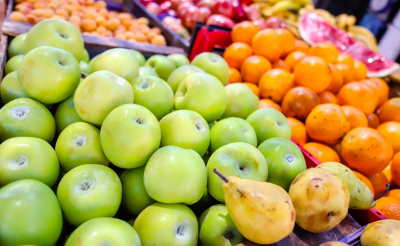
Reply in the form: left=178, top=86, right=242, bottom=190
left=360, top=219, right=400, bottom=246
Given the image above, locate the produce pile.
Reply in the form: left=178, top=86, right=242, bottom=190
left=9, top=0, right=167, bottom=45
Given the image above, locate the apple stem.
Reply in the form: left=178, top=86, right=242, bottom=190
left=214, top=169, right=228, bottom=183
left=374, top=184, right=390, bottom=201
left=81, top=72, right=88, bottom=79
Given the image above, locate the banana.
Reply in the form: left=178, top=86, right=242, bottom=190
left=291, top=0, right=314, bottom=5
left=348, top=25, right=378, bottom=52
left=262, top=0, right=303, bottom=16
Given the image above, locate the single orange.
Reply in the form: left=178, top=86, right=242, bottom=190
left=341, top=105, right=368, bottom=130
left=377, top=121, right=400, bottom=155
left=231, top=21, right=259, bottom=45
left=223, top=42, right=253, bottom=69
left=241, top=55, right=272, bottom=85
left=387, top=189, right=400, bottom=200
left=367, top=172, right=389, bottom=198
left=271, top=59, right=290, bottom=72
left=337, top=82, right=378, bottom=114
left=352, top=170, right=375, bottom=197
left=325, top=63, right=343, bottom=94
left=318, top=91, right=337, bottom=104
left=275, top=28, right=295, bottom=57
left=337, top=53, right=354, bottom=67
left=281, top=86, right=320, bottom=120
left=286, top=117, right=308, bottom=146
left=366, top=113, right=380, bottom=128
left=294, top=39, right=309, bottom=53
left=353, top=60, right=368, bottom=80
left=284, top=51, right=307, bottom=72
left=228, top=67, right=242, bottom=84
left=259, top=68, right=295, bottom=103
left=308, top=42, right=339, bottom=64
left=377, top=97, right=400, bottom=123
left=391, top=152, right=400, bottom=187
left=374, top=196, right=400, bottom=220
left=258, top=99, right=282, bottom=112
left=336, top=64, right=353, bottom=85
left=252, top=29, right=283, bottom=62
left=361, top=78, right=389, bottom=107
left=341, top=127, right=393, bottom=175
left=384, top=164, right=393, bottom=184
left=303, top=142, right=340, bottom=163
left=242, top=82, right=260, bottom=98
left=293, top=56, right=331, bottom=93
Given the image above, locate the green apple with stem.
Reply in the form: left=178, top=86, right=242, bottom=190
left=207, top=142, right=268, bottom=203
left=55, top=122, right=109, bottom=172
left=8, top=33, right=26, bottom=58
left=0, top=98, right=55, bottom=143
left=0, top=137, right=59, bottom=187
left=54, top=95, right=83, bottom=134
left=210, top=117, right=257, bottom=153
left=191, top=52, right=229, bottom=86
left=82, top=48, right=90, bottom=63
left=159, top=110, right=210, bottom=156
left=144, top=146, right=207, bottom=205
left=130, top=76, right=174, bottom=120
left=0, top=179, right=63, bottom=246
left=134, top=203, right=198, bottom=246
left=57, top=164, right=122, bottom=226
left=139, top=67, right=159, bottom=77
left=167, top=65, right=205, bottom=93
left=131, top=49, right=146, bottom=66
left=74, top=71, right=134, bottom=126
left=221, top=83, right=259, bottom=119
left=79, top=61, right=91, bottom=74
left=145, top=55, right=176, bottom=81
left=175, top=73, right=227, bottom=123
left=167, top=54, right=190, bottom=68
left=5, top=55, right=24, bottom=75
left=100, top=104, right=161, bottom=169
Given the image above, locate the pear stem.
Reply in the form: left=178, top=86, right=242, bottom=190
left=81, top=72, right=88, bottom=79
left=213, top=169, right=228, bottom=183
left=374, top=184, right=390, bottom=201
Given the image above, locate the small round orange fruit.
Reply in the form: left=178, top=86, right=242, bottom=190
left=386, top=189, right=400, bottom=200
left=377, top=97, right=400, bottom=123
left=258, top=99, right=282, bottom=112
left=293, top=56, right=331, bottom=93
left=259, top=68, right=294, bottom=103
left=303, top=142, right=340, bottom=163
left=241, top=55, right=272, bottom=85
left=228, top=67, right=242, bottom=84
left=242, top=82, right=260, bottom=98
left=352, top=170, right=375, bottom=197
left=282, top=86, right=320, bottom=120
left=374, top=196, right=400, bottom=220
left=391, top=152, right=400, bottom=187
left=271, top=59, right=290, bottom=72
left=361, top=78, right=389, bottom=108
left=284, top=51, right=307, bottom=72
left=252, top=29, right=283, bottom=62
left=232, top=21, right=259, bottom=45
left=337, top=82, right=378, bottom=114
left=341, top=105, right=368, bottom=130
left=353, top=60, right=368, bottom=80
left=317, top=91, right=337, bottom=104
left=376, top=121, right=400, bottom=155
left=336, top=64, right=353, bottom=85
left=308, top=42, right=339, bottom=64
left=366, top=113, right=380, bottom=128
left=294, top=39, right=309, bottom=53
left=366, top=172, right=389, bottom=198
left=286, top=117, right=308, bottom=146
left=325, top=63, right=343, bottom=94
left=275, top=28, right=295, bottom=57
left=223, top=42, right=253, bottom=69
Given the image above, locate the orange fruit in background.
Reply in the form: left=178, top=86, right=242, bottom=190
left=377, top=97, right=400, bottom=123
left=366, top=113, right=380, bottom=128
left=387, top=189, right=400, bottom=200
left=259, top=99, right=282, bottom=112
left=271, top=59, right=290, bottom=72
left=275, top=28, right=295, bottom=57
left=259, top=68, right=295, bottom=103
left=286, top=117, right=308, bottom=146
left=293, top=56, right=331, bottom=93
left=353, top=60, right=368, bottom=80
left=281, top=86, right=320, bottom=120
left=361, top=78, right=389, bottom=108
left=284, top=51, right=307, bottom=72
left=391, top=152, right=400, bottom=186
left=377, top=122, right=400, bottom=155
left=294, top=39, right=309, bottom=53
left=336, top=64, right=353, bottom=85
left=325, top=64, right=343, bottom=94
left=337, top=82, right=378, bottom=114
left=341, top=127, right=393, bottom=175
left=374, top=196, right=400, bottom=220
left=318, top=91, right=337, bottom=104
left=232, top=21, right=259, bottom=45
left=337, top=53, right=354, bottom=67
left=228, top=67, right=242, bottom=84
left=303, top=142, right=340, bottom=163
left=305, top=104, right=350, bottom=145
left=308, top=42, right=339, bottom=64
left=223, top=42, right=253, bottom=69
left=251, top=29, right=283, bottom=62
left=367, top=172, right=389, bottom=198
left=243, top=82, right=260, bottom=98
left=341, top=105, right=368, bottom=130
left=384, top=165, right=392, bottom=184
left=352, top=170, right=375, bottom=197
left=241, top=55, right=272, bottom=84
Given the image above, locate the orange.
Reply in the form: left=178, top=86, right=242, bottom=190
left=293, top=56, right=331, bottom=93
left=223, top=42, right=253, bottom=69
left=337, top=82, right=378, bottom=114
left=384, top=165, right=392, bottom=184
left=367, top=172, right=389, bottom=198
left=271, top=59, right=290, bottom=72
left=305, top=104, right=350, bottom=145
left=387, top=189, right=400, bottom=200
left=259, top=99, right=282, bottom=112
left=308, top=42, right=339, bottom=64
left=251, top=29, right=283, bottom=62
left=294, top=39, right=309, bottom=53
left=284, top=51, right=307, bottom=72
left=353, top=60, right=368, bottom=80
left=242, top=82, right=260, bottom=98
left=374, top=196, right=400, bottom=220
left=341, top=127, right=393, bottom=175
left=281, top=86, right=320, bottom=120
left=341, top=105, right=368, bottom=130
left=377, top=97, right=400, bottom=123
left=232, top=21, right=259, bottom=45
left=361, top=78, right=389, bottom=107
left=275, top=28, right=295, bottom=57
left=259, top=68, right=294, bottom=103
left=228, top=67, right=242, bottom=84
left=366, top=113, right=380, bottom=128
left=241, top=55, right=272, bottom=84
left=352, top=170, right=375, bottom=197
left=303, top=142, right=340, bottom=163
left=336, top=64, right=353, bottom=85
left=318, top=91, right=337, bottom=104
left=325, top=64, right=343, bottom=94
left=337, top=53, right=354, bottom=68
left=286, top=117, right=308, bottom=146
left=377, top=122, right=400, bottom=155
left=391, top=152, right=400, bottom=187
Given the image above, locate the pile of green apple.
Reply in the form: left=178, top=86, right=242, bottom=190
left=0, top=18, right=307, bottom=246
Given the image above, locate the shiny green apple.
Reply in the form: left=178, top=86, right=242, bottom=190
left=82, top=48, right=90, bottom=63
left=8, top=33, right=26, bottom=58
left=145, top=55, right=176, bottom=81
left=79, top=61, right=91, bottom=74
left=139, top=66, right=159, bottom=77
left=5, top=55, right=24, bottom=75
left=221, top=83, right=258, bottom=119
left=54, top=95, right=83, bottom=134
left=167, top=54, right=190, bottom=68
left=167, top=65, right=205, bottom=93
left=131, top=49, right=146, bottom=66
left=0, top=71, right=31, bottom=105
left=191, top=52, right=229, bottom=85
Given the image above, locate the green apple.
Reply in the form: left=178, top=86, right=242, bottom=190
left=210, top=117, right=257, bottom=153
left=167, top=65, right=205, bottom=93
left=0, top=179, right=62, bottom=246
left=120, top=166, right=155, bottom=215
left=18, top=46, right=81, bottom=104
left=188, top=186, right=217, bottom=217
left=57, top=164, right=122, bottom=226
left=0, top=137, right=59, bottom=187
left=167, top=54, right=190, bottom=68
left=130, top=76, right=174, bottom=120
left=246, top=108, right=291, bottom=144
left=134, top=203, right=198, bottom=246
left=159, top=110, right=210, bottom=156
left=5, top=54, right=24, bottom=75
left=131, top=49, right=146, bottom=66
left=145, top=55, right=176, bottom=81
left=100, top=104, right=161, bottom=169
left=24, top=19, right=84, bottom=61
left=74, top=71, right=134, bottom=126
left=65, top=217, right=141, bottom=246
left=144, top=146, right=207, bottom=205
left=207, top=142, right=268, bottom=203
left=54, top=95, right=83, bottom=134
left=8, top=33, right=26, bottom=58
left=0, top=71, right=31, bottom=105
left=0, top=98, right=55, bottom=143
left=175, top=73, right=227, bottom=123
left=82, top=48, right=90, bottom=63
left=221, top=84, right=259, bottom=119
left=79, top=61, right=91, bottom=74
left=191, top=52, right=229, bottom=86
left=258, top=137, right=307, bottom=190
left=55, top=122, right=109, bottom=172
left=199, top=204, right=245, bottom=246
left=139, top=66, right=159, bottom=77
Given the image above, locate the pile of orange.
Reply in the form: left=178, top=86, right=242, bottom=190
left=225, top=21, right=400, bottom=220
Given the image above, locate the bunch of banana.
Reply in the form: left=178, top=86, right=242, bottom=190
left=348, top=26, right=379, bottom=52
left=251, top=0, right=313, bottom=18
